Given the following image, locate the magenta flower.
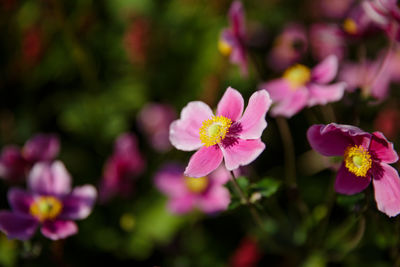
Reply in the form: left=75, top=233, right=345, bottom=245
left=99, top=133, right=145, bottom=202
left=309, top=24, right=347, bottom=61
left=219, top=1, right=248, bottom=76
left=342, top=4, right=375, bottom=36
left=137, top=103, right=176, bottom=152
left=260, top=55, right=346, bottom=118
left=307, top=123, right=400, bottom=217
left=155, top=164, right=231, bottom=214
left=0, top=161, right=97, bottom=240
left=318, top=0, right=355, bottom=19
left=0, top=134, right=60, bottom=182
left=170, top=87, right=271, bottom=177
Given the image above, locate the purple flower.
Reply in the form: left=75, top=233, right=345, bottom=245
left=99, top=133, right=145, bottom=202
left=0, top=134, right=60, bottom=182
left=0, top=161, right=97, bottom=240
left=137, top=103, right=177, bottom=152
left=155, top=164, right=231, bottom=214
left=170, top=87, right=271, bottom=177
left=260, top=55, right=346, bottom=118
left=318, top=0, right=355, bottom=19
left=219, top=1, right=248, bottom=76
left=307, top=123, right=400, bottom=217
left=309, top=24, right=347, bottom=61
left=267, top=23, right=308, bottom=71
left=342, top=4, right=375, bottom=36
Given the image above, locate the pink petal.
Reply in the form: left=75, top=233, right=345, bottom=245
left=270, top=89, right=308, bottom=118
left=260, top=79, right=292, bottom=102
left=60, top=185, right=97, bottom=220
left=220, top=139, right=265, bottom=171
left=238, top=90, right=272, bottom=139
left=22, top=134, right=60, bottom=162
left=185, top=146, right=223, bottom=178
left=41, top=220, right=78, bottom=240
left=208, top=165, right=231, bottom=185
left=372, top=163, right=400, bottom=217
left=229, top=0, right=245, bottom=37
left=198, top=186, right=231, bottom=213
left=311, top=55, right=339, bottom=84
left=154, top=164, right=188, bottom=197
left=307, top=82, right=346, bottom=107
left=167, top=195, right=195, bottom=214
left=334, top=163, right=371, bottom=194
left=169, top=101, right=213, bottom=151
left=216, top=87, right=244, bottom=121
left=8, top=188, right=34, bottom=215
left=370, top=132, right=399, bottom=164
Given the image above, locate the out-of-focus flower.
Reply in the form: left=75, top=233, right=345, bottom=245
left=374, top=105, right=400, bottom=139
left=318, top=0, right=355, bottom=19
left=261, top=55, right=346, bottom=118
left=0, top=134, right=60, bottom=182
left=219, top=1, right=248, bottom=76
left=99, top=133, right=145, bottom=202
left=229, top=237, right=262, bottom=267
left=309, top=24, right=347, bottom=61
left=342, top=4, right=375, bottom=36
left=170, top=87, right=271, bottom=177
left=124, top=17, right=150, bottom=66
left=0, top=161, right=97, bottom=240
left=268, top=23, right=307, bottom=71
left=155, top=164, right=230, bottom=214
left=307, top=123, right=400, bottom=217
left=137, top=103, right=176, bottom=152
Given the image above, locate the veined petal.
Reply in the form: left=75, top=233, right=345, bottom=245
left=0, top=211, right=38, bottom=240
left=41, top=220, right=78, bottom=240
left=185, top=146, right=223, bottom=178
left=239, top=90, right=272, bottom=139
left=372, top=163, right=400, bottom=217
left=311, top=55, right=338, bottom=84
left=334, top=163, right=371, bottom=194
left=60, top=185, right=97, bottom=221
left=370, top=132, right=399, bottom=164
left=221, top=139, right=265, bottom=171
left=270, top=89, right=308, bottom=118
left=8, top=188, right=34, bottom=215
left=216, top=87, right=244, bottom=121
left=307, top=82, right=346, bottom=107
left=169, top=101, right=213, bottom=151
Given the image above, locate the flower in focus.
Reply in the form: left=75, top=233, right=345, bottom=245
left=0, top=161, right=97, bottom=240
left=0, top=134, right=60, bottom=182
left=261, top=55, right=346, bottom=118
left=137, top=103, right=176, bottom=152
left=170, top=87, right=271, bottom=177
left=307, top=123, right=400, bottom=217
left=309, top=24, right=347, bottom=61
left=219, top=1, right=248, bottom=76
left=99, top=133, right=145, bottom=202
left=155, top=164, right=230, bottom=214
left=267, top=23, right=308, bottom=71
left=229, top=236, right=262, bottom=267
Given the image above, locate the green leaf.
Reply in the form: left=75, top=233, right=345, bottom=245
left=251, top=177, right=281, bottom=198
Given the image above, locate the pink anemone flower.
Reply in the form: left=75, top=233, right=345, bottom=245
left=169, top=87, right=271, bottom=178
left=155, top=164, right=231, bottom=214
left=307, top=123, right=400, bottom=217
left=309, top=24, right=347, bottom=61
left=260, top=55, right=346, bottom=118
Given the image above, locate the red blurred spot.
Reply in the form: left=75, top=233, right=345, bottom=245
left=229, top=237, right=262, bottom=267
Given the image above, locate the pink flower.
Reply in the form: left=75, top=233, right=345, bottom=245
left=342, top=4, right=375, bottom=36
left=318, top=0, right=355, bottom=19
left=137, top=103, right=176, bottom=152
left=219, top=1, right=248, bottom=76
left=155, top=164, right=231, bottom=214
left=99, top=133, right=145, bottom=202
left=169, top=87, right=271, bottom=177
left=260, top=55, right=346, bottom=118
left=307, top=123, right=400, bottom=217
left=309, top=24, right=347, bottom=61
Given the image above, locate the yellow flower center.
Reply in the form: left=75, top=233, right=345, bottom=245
left=283, top=64, right=311, bottom=89
left=29, top=196, right=63, bottom=222
left=218, top=39, right=233, bottom=56
left=184, top=176, right=209, bottom=193
left=343, top=18, right=358, bottom=34
left=199, top=115, right=232, bottom=147
left=344, top=145, right=372, bottom=177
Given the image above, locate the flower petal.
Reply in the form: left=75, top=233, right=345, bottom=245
left=22, top=134, right=60, bottom=162
left=270, top=89, right=308, bottom=118
left=169, top=101, right=213, bottom=151
left=307, top=82, right=346, bottom=107
left=0, top=211, right=38, bottom=240
left=198, top=186, right=230, bottom=213
left=154, top=164, right=187, bottom=197
left=334, top=163, right=371, bottom=194
left=370, top=132, right=399, bottom=164
left=167, top=195, right=195, bottom=214
left=8, top=188, right=34, bottom=215
left=260, top=79, right=292, bottom=102
left=238, top=90, right=272, bottom=139
left=372, top=163, right=400, bottom=217
left=60, top=185, right=97, bottom=221
left=221, top=139, right=265, bottom=171
left=216, top=87, right=244, bottom=121
left=208, top=165, right=231, bottom=185
left=41, top=220, right=78, bottom=240
left=28, top=161, right=72, bottom=196
left=184, top=146, right=223, bottom=178
left=311, top=55, right=339, bottom=84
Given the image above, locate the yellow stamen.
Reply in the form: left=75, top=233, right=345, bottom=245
left=343, top=18, right=358, bottom=34
left=184, top=176, right=209, bottom=193
left=199, top=115, right=232, bottom=147
left=344, top=145, right=372, bottom=177
left=218, top=39, right=233, bottom=56
left=283, top=64, right=311, bottom=90
left=29, top=196, right=63, bottom=222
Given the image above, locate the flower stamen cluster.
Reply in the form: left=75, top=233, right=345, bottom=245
left=199, top=116, right=232, bottom=147
left=344, top=145, right=372, bottom=177
left=283, top=64, right=311, bottom=89
left=29, top=196, right=63, bottom=222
